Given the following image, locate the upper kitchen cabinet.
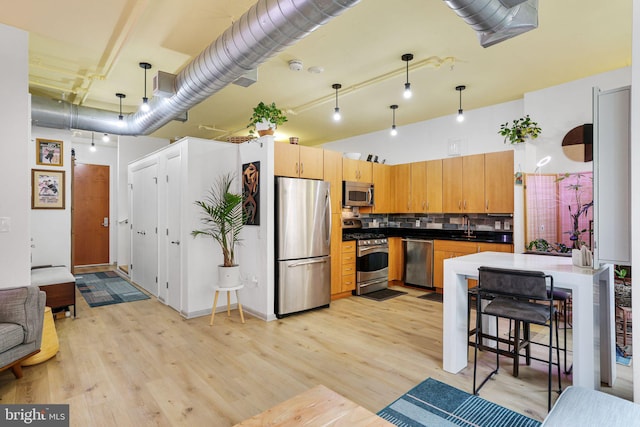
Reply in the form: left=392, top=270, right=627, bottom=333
left=371, top=163, right=393, bottom=213
left=484, top=150, right=514, bottom=213
left=343, top=158, right=372, bottom=183
left=274, top=142, right=323, bottom=179
left=411, top=160, right=443, bottom=213
left=393, top=163, right=411, bottom=213
left=323, top=149, right=342, bottom=213
left=443, top=154, right=485, bottom=213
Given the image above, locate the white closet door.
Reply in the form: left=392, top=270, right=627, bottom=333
left=165, top=154, right=182, bottom=311
left=593, top=86, right=631, bottom=265
left=131, top=162, right=159, bottom=295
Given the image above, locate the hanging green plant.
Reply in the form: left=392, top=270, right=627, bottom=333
left=247, top=101, right=288, bottom=136
left=499, top=115, right=542, bottom=144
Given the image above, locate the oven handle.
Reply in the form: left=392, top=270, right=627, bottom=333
left=288, top=258, right=328, bottom=268
left=359, top=245, right=388, bottom=253
left=360, top=277, right=388, bottom=287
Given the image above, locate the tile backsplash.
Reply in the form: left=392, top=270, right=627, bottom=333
left=359, top=213, right=513, bottom=232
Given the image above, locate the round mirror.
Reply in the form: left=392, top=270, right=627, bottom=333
left=562, top=124, right=593, bottom=162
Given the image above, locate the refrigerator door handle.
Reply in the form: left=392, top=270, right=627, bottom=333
left=288, top=258, right=328, bottom=268
left=325, top=189, right=331, bottom=245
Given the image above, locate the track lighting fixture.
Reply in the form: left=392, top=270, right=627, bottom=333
left=139, top=62, right=152, bottom=112
left=90, top=132, right=97, bottom=152
left=102, top=133, right=109, bottom=142
left=116, top=93, right=126, bottom=127
left=456, top=85, right=466, bottom=122
left=332, top=83, right=342, bottom=121
left=401, top=53, right=413, bottom=99
left=390, top=104, right=398, bottom=136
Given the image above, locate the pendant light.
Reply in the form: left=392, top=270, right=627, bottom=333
left=90, top=132, right=97, bottom=152
left=390, top=104, right=398, bottom=136
left=102, top=133, right=109, bottom=142
left=139, top=62, right=152, bottom=112
left=116, top=93, right=126, bottom=127
left=332, top=83, right=342, bottom=121
left=456, top=85, right=466, bottom=122
left=401, top=53, right=413, bottom=99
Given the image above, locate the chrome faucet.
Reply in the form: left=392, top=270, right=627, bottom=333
left=463, top=215, right=474, bottom=238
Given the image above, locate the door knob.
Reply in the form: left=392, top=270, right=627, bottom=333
left=171, top=240, right=180, bottom=245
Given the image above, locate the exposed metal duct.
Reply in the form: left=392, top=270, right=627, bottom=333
left=444, top=0, right=539, bottom=48
left=31, top=0, right=361, bottom=135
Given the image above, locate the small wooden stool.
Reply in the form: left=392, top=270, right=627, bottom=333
left=210, top=285, right=245, bottom=325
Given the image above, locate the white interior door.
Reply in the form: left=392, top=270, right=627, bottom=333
left=131, top=162, right=159, bottom=296
left=166, top=154, right=182, bottom=311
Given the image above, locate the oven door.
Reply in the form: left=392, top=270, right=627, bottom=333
left=356, top=244, right=389, bottom=284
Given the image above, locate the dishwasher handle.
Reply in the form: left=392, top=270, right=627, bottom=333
left=402, top=238, right=434, bottom=244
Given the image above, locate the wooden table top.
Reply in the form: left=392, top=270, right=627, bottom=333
left=234, top=384, right=394, bottom=426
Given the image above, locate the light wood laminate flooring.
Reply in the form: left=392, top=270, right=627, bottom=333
left=0, top=272, right=632, bottom=426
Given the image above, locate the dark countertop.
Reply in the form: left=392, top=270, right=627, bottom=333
left=343, top=227, right=513, bottom=244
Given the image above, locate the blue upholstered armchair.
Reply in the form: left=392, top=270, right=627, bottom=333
left=0, top=286, right=46, bottom=378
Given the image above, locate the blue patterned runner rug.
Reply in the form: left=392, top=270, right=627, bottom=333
left=75, top=272, right=150, bottom=307
left=378, top=378, right=540, bottom=427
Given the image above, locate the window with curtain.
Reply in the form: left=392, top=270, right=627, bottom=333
left=525, top=172, right=593, bottom=252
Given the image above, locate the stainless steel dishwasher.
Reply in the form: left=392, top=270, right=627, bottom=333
left=403, top=238, right=434, bottom=288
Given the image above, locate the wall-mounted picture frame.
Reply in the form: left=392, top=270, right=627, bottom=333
left=32, top=169, right=65, bottom=209
left=36, top=138, right=63, bottom=166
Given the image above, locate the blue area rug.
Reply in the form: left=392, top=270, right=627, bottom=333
left=76, top=272, right=150, bottom=307
left=378, top=378, right=540, bottom=427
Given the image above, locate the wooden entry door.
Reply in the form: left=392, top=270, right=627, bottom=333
left=73, top=163, right=110, bottom=266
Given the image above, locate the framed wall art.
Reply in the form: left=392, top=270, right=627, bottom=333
left=32, top=169, right=65, bottom=209
left=36, top=138, right=63, bottom=166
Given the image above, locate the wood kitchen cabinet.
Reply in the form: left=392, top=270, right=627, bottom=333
left=443, top=154, right=485, bottom=213
left=393, top=163, right=411, bottom=213
left=432, top=240, right=513, bottom=288
left=342, top=158, right=372, bottom=183
left=388, top=237, right=404, bottom=281
left=323, top=149, right=343, bottom=213
left=371, top=163, right=393, bottom=213
left=484, top=150, right=514, bottom=213
left=338, top=241, right=356, bottom=295
left=411, top=159, right=443, bottom=213
left=330, top=213, right=344, bottom=298
left=274, top=142, right=323, bottom=179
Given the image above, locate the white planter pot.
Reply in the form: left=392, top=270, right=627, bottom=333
left=218, top=265, right=240, bottom=288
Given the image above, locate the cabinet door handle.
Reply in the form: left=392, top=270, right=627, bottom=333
left=463, top=200, right=467, bottom=209
left=486, top=200, right=489, bottom=211
left=295, top=162, right=299, bottom=174
left=300, top=162, right=304, bottom=175
left=458, top=201, right=462, bottom=210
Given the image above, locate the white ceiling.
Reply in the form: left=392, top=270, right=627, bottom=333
left=1, top=0, right=632, bottom=146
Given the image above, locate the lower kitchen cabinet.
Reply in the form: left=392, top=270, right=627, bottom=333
left=336, top=241, right=356, bottom=297
left=330, top=213, right=343, bottom=296
left=388, top=237, right=404, bottom=281
left=432, top=240, right=513, bottom=288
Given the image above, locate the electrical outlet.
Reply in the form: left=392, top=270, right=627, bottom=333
left=415, top=219, right=420, bottom=227
left=494, top=221, right=501, bottom=230
left=504, top=221, right=511, bottom=230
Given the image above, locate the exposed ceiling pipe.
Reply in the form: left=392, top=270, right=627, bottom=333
left=444, top=0, right=539, bottom=48
left=31, top=0, right=362, bottom=135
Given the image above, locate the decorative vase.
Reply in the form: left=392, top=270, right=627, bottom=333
left=218, top=265, right=240, bottom=288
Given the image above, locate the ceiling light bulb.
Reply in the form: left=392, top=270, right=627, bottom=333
left=333, top=107, right=341, bottom=121
left=457, top=109, right=464, bottom=122
left=390, top=125, right=398, bottom=136
left=90, top=142, right=97, bottom=152
left=102, top=134, right=109, bottom=142
left=404, top=83, right=412, bottom=99
left=140, top=97, right=150, bottom=112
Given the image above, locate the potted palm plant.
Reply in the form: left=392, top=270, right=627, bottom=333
left=191, top=172, right=246, bottom=287
left=499, top=115, right=542, bottom=144
left=247, top=101, right=288, bottom=136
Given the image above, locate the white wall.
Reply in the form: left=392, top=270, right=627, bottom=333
left=238, top=137, right=276, bottom=320
left=0, top=24, right=30, bottom=288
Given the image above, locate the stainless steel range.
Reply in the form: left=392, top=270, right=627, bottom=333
left=343, top=220, right=389, bottom=295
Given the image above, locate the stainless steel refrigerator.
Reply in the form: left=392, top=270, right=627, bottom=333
left=275, top=177, right=331, bottom=318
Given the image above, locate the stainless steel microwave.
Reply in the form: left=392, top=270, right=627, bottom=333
left=342, top=181, right=374, bottom=207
